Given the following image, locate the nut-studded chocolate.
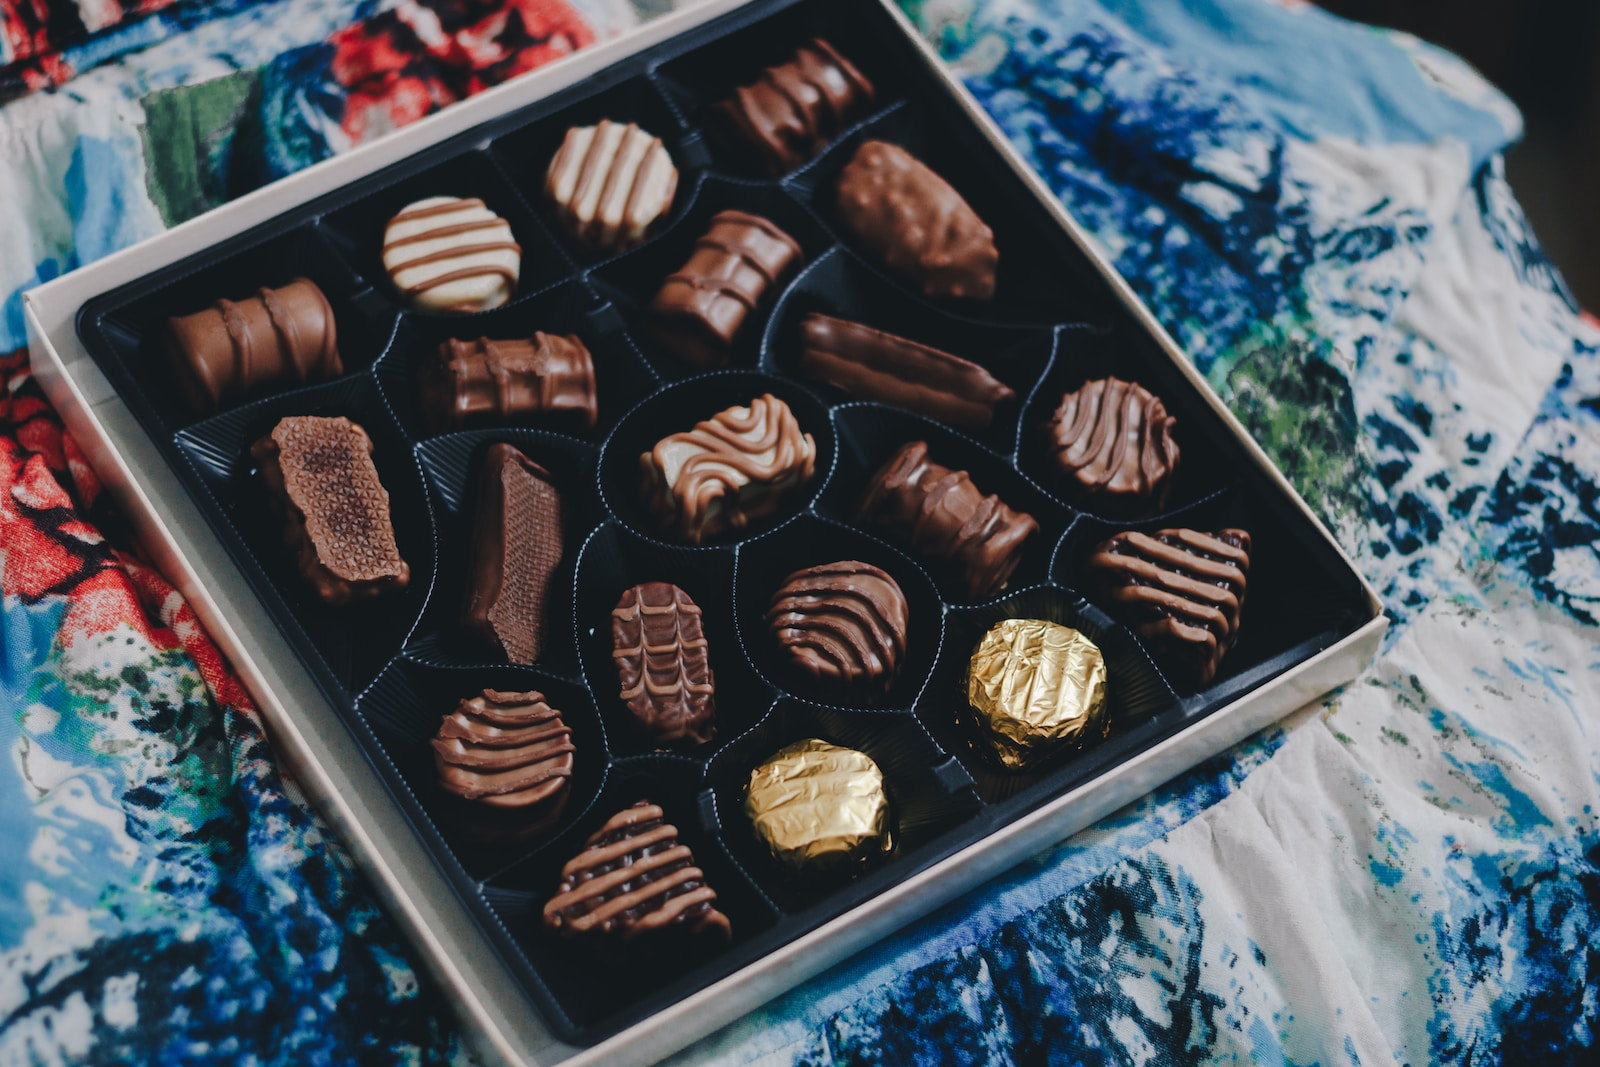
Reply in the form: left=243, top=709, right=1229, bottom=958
left=713, top=37, right=875, bottom=174
left=462, top=444, right=564, bottom=665
left=430, top=688, right=575, bottom=843
left=419, top=332, right=597, bottom=435
left=766, top=561, right=908, bottom=697
left=544, top=120, right=678, bottom=252
left=610, top=582, right=716, bottom=746
left=1045, top=377, right=1179, bottom=512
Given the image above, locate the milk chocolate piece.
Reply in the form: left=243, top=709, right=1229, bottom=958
left=611, top=582, right=716, bottom=746
left=855, top=441, right=1036, bottom=600
left=544, top=800, right=732, bottom=945
left=646, top=210, right=804, bottom=368
left=798, top=312, right=1015, bottom=430
left=766, top=561, right=908, bottom=697
left=744, top=739, right=893, bottom=874
left=545, top=121, right=678, bottom=252
left=382, top=196, right=521, bottom=313
left=430, top=688, right=574, bottom=843
left=462, top=444, right=564, bottom=665
left=1087, top=528, right=1251, bottom=686
left=162, top=278, right=343, bottom=417
left=966, top=619, right=1109, bottom=770
left=250, top=415, right=410, bottom=605
left=713, top=37, right=875, bottom=174
left=835, top=140, right=998, bottom=301
left=1045, top=377, right=1179, bottom=512
left=419, top=333, right=597, bottom=434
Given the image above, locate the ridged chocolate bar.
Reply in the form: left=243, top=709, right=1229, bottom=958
left=430, top=688, right=575, bottom=843
left=610, top=582, right=716, bottom=746
left=1045, top=377, right=1179, bottom=512
left=766, top=561, right=908, bottom=697
left=419, top=332, right=597, bottom=435
left=462, top=444, right=564, bottom=665
left=713, top=36, right=874, bottom=174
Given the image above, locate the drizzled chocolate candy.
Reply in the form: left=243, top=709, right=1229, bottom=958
left=856, top=441, right=1036, bottom=600
left=611, top=582, right=716, bottom=746
left=462, top=444, right=564, bottom=665
left=766, top=561, right=908, bottom=697
left=713, top=37, right=875, bottom=174
left=430, top=689, right=575, bottom=843
left=418, top=332, right=597, bottom=434
left=1087, top=528, right=1251, bottom=686
left=545, top=120, right=677, bottom=253
left=1045, top=377, right=1179, bottom=512
left=382, top=196, right=521, bottom=313
left=543, top=800, right=732, bottom=946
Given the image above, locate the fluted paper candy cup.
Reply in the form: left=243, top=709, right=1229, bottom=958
left=965, top=619, right=1109, bottom=770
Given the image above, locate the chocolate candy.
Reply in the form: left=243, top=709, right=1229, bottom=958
left=418, top=332, right=597, bottom=435
left=611, top=582, right=716, bottom=746
left=835, top=140, right=997, bottom=301
left=462, top=444, right=564, bottom=665
left=162, top=278, right=343, bottom=417
left=1045, top=377, right=1179, bottom=512
left=545, top=120, right=677, bottom=253
left=250, top=415, right=410, bottom=605
left=766, top=561, right=908, bottom=697
left=646, top=210, right=804, bottom=369
left=543, top=800, right=732, bottom=945
left=744, top=739, right=893, bottom=874
left=382, top=196, right=521, bottom=313
left=641, top=393, right=817, bottom=545
left=798, top=312, right=1015, bottom=430
left=1087, top=528, right=1251, bottom=686
left=430, top=689, right=574, bottom=842
left=713, top=37, right=874, bottom=174
left=855, top=441, right=1036, bottom=600
left=966, top=619, right=1109, bottom=770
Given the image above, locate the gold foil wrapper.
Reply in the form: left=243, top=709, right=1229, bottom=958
left=744, top=739, right=893, bottom=872
left=965, top=619, right=1109, bottom=770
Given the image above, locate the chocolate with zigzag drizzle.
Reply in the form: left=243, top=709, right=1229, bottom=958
left=611, top=582, right=717, bottom=746
left=766, top=561, right=908, bottom=698
left=430, top=688, right=575, bottom=843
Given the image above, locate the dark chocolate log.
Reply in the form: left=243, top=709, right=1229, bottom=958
left=855, top=441, right=1037, bottom=600
left=610, top=582, right=716, bottom=746
left=250, top=415, right=410, bottom=605
left=462, top=444, right=564, bottom=664
left=835, top=140, right=998, bottom=301
left=1045, top=377, right=1179, bottom=511
left=418, top=332, right=597, bottom=435
left=646, top=210, right=804, bottom=369
left=162, top=278, right=342, bottom=417
left=1087, top=528, right=1251, bottom=686
left=544, top=120, right=678, bottom=252
left=798, top=312, right=1015, bottom=430
left=766, top=561, right=908, bottom=697
left=430, top=688, right=574, bottom=843
left=543, top=800, right=732, bottom=945
left=712, top=37, right=875, bottom=174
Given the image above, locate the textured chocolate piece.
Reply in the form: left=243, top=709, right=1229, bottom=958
left=1087, top=528, right=1251, bottom=686
left=382, top=196, right=521, bottom=313
left=798, top=312, right=1015, bottom=430
left=418, top=332, right=597, bottom=434
left=640, top=393, right=817, bottom=545
left=835, top=140, right=998, bottom=301
left=545, top=120, right=677, bottom=252
left=430, top=688, right=575, bottom=843
left=713, top=37, right=874, bottom=174
left=646, top=210, right=804, bottom=368
left=966, top=619, right=1109, bottom=770
left=744, top=739, right=893, bottom=874
left=855, top=441, right=1037, bottom=600
left=162, top=278, right=343, bottom=417
left=766, top=561, right=908, bottom=697
left=543, top=800, right=732, bottom=945
left=462, top=444, right=564, bottom=665
left=611, top=582, right=716, bottom=746
left=1045, top=377, right=1179, bottom=511
left=250, top=415, right=410, bottom=605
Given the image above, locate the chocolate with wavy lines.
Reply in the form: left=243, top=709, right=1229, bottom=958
left=611, top=582, right=716, bottom=746
left=1045, top=377, right=1179, bottom=512
left=381, top=196, right=521, bottom=313
left=712, top=36, right=875, bottom=174
left=543, top=800, right=732, bottom=945
left=544, top=120, right=677, bottom=253
left=430, top=688, right=574, bottom=843
left=766, top=561, right=908, bottom=697
left=640, top=393, right=817, bottom=545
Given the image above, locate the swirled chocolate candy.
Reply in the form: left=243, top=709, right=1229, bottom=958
left=430, top=689, right=574, bottom=843
left=1045, top=377, right=1179, bottom=512
left=798, top=312, right=1014, bottom=430
left=713, top=37, right=874, bottom=174
left=611, top=582, right=716, bottom=746
left=646, top=210, right=804, bottom=368
left=966, top=619, right=1109, bottom=770
left=855, top=441, right=1036, bottom=600
left=382, top=196, right=521, bottom=313
left=766, top=561, right=908, bottom=697
left=462, top=444, right=564, bottom=665
left=162, top=278, right=343, bottom=417
left=419, top=332, right=597, bottom=435
left=641, top=393, right=817, bottom=545
left=251, top=415, right=410, bottom=605
left=835, top=141, right=998, bottom=301
left=545, top=121, right=677, bottom=253
left=543, top=800, right=732, bottom=945
left=744, top=739, right=893, bottom=874
left=1087, top=528, right=1251, bottom=686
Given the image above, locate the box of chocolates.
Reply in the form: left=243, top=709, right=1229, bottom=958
left=25, top=0, right=1385, bottom=1062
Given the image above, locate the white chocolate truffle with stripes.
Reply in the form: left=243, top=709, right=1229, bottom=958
left=544, top=120, right=678, bottom=253
left=381, top=196, right=521, bottom=313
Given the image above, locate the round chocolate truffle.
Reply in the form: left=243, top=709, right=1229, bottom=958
left=744, top=739, right=893, bottom=874
left=1044, top=377, right=1179, bottom=513
left=766, top=561, right=909, bottom=697
left=965, top=619, right=1109, bottom=770
left=429, top=688, right=575, bottom=843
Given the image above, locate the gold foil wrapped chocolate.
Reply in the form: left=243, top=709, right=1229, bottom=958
left=965, top=619, right=1108, bottom=770
left=744, top=739, right=893, bottom=873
